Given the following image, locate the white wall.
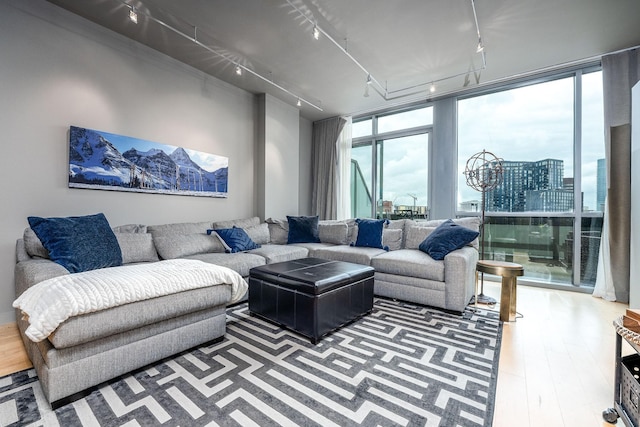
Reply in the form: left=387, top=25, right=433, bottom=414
left=630, top=82, right=640, bottom=308
left=430, top=98, right=457, bottom=220
left=299, top=117, right=313, bottom=215
left=0, top=1, right=258, bottom=322
left=256, top=94, right=301, bottom=220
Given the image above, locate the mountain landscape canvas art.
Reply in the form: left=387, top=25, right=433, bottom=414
left=68, top=126, right=228, bottom=197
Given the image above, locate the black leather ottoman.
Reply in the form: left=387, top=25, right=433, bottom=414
left=248, top=258, right=375, bottom=344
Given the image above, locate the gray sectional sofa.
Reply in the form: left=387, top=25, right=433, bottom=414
left=14, top=215, right=479, bottom=406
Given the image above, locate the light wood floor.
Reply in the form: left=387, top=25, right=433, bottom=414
left=482, top=281, right=628, bottom=427
left=0, top=322, right=32, bottom=376
left=0, top=284, right=630, bottom=426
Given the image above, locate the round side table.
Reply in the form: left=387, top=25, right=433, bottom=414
left=476, top=260, right=524, bottom=322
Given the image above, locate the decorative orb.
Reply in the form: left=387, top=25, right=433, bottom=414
left=464, top=150, right=504, bottom=192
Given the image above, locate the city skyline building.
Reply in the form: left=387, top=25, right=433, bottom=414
left=485, top=159, right=571, bottom=212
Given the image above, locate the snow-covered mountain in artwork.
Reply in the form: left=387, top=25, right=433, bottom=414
left=68, top=126, right=228, bottom=197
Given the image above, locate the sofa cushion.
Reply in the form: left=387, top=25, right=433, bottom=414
left=314, top=245, right=387, bottom=265
left=147, top=221, right=212, bottom=237
left=27, top=213, right=122, bottom=273
left=23, top=228, right=50, bottom=259
left=287, top=215, right=321, bottom=244
left=115, top=233, right=159, bottom=264
left=383, top=228, right=403, bottom=251
left=387, top=219, right=408, bottom=247
left=186, top=252, right=266, bottom=277
left=418, top=219, right=480, bottom=260
left=370, top=249, right=445, bottom=282
left=154, top=233, right=226, bottom=259
left=345, top=218, right=359, bottom=243
left=407, top=217, right=481, bottom=249
left=212, top=227, right=261, bottom=253
left=405, top=225, right=436, bottom=249
left=353, top=218, right=388, bottom=249
left=266, top=218, right=289, bottom=245
left=48, top=284, right=231, bottom=349
left=318, top=221, right=349, bottom=245
left=289, top=242, right=336, bottom=258
left=248, top=244, right=309, bottom=264
left=211, top=216, right=260, bottom=230
left=112, top=224, right=147, bottom=233
left=244, top=223, right=270, bottom=245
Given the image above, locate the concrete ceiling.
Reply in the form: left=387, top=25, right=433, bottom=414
left=46, top=0, right=640, bottom=121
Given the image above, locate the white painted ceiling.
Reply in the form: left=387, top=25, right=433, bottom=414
left=46, top=0, right=640, bottom=121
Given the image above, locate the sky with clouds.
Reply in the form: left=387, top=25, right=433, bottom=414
left=458, top=71, right=604, bottom=211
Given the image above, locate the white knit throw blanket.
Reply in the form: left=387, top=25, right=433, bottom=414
left=13, top=259, right=248, bottom=342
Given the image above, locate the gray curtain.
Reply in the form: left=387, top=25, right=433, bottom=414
left=597, top=48, right=640, bottom=302
left=311, top=117, right=347, bottom=220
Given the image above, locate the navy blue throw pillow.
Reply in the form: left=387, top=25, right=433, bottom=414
left=286, top=215, right=321, bottom=244
left=352, top=218, right=389, bottom=250
left=28, top=213, right=122, bottom=273
left=418, top=219, right=479, bottom=260
left=213, top=227, right=260, bottom=253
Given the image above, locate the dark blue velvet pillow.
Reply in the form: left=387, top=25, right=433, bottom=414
left=212, top=227, right=260, bottom=253
left=352, top=218, right=389, bottom=250
left=286, top=215, right=321, bottom=244
left=28, top=213, right=122, bottom=273
left=418, top=219, right=479, bottom=260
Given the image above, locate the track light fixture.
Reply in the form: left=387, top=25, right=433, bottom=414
left=235, top=65, right=242, bottom=76
left=286, top=0, right=487, bottom=101
left=129, top=6, right=138, bottom=24
left=313, top=25, right=320, bottom=40
left=430, top=83, right=436, bottom=93
left=296, top=98, right=302, bottom=107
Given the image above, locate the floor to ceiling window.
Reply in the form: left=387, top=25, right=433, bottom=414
left=351, top=106, right=433, bottom=219
left=457, top=68, right=604, bottom=288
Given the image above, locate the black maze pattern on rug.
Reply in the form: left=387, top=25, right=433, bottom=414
left=0, top=299, right=502, bottom=427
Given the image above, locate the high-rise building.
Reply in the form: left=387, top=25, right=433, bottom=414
left=486, top=159, right=570, bottom=212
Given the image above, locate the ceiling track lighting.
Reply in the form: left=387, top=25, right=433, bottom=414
left=430, top=83, right=436, bottom=93
left=235, top=65, right=242, bottom=76
left=286, top=0, right=487, bottom=101
left=296, top=98, right=302, bottom=107
left=129, top=5, right=138, bottom=24
left=312, top=25, right=320, bottom=40
left=118, top=1, right=321, bottom=111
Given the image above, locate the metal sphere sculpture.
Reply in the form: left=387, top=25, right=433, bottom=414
left=463, top=149, right=504, bottom=305
left=464, top=150, right=504, bottom=193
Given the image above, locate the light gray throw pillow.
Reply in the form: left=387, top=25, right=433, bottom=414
left=404, top=225, right=436, bottom=249
left=318, top=221, right=349, bottom=245
left=266, top=218, right=289, bottom=245
left=23, top=227, right=49, bottom=259
left=115, top=233, right=159, bottom=264
left=243, top=223, right=270, bottom=245
left=212, top=216, right=260, bottom=230
left=383, top=228, right=403, bottom=251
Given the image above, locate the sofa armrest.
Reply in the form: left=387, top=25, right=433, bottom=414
left=443, top=246, right=479, bottom=312
left=15, top=258, right=69, bottom=298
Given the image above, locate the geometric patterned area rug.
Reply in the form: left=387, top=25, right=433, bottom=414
left=0, top=298, right=502, bottom=427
